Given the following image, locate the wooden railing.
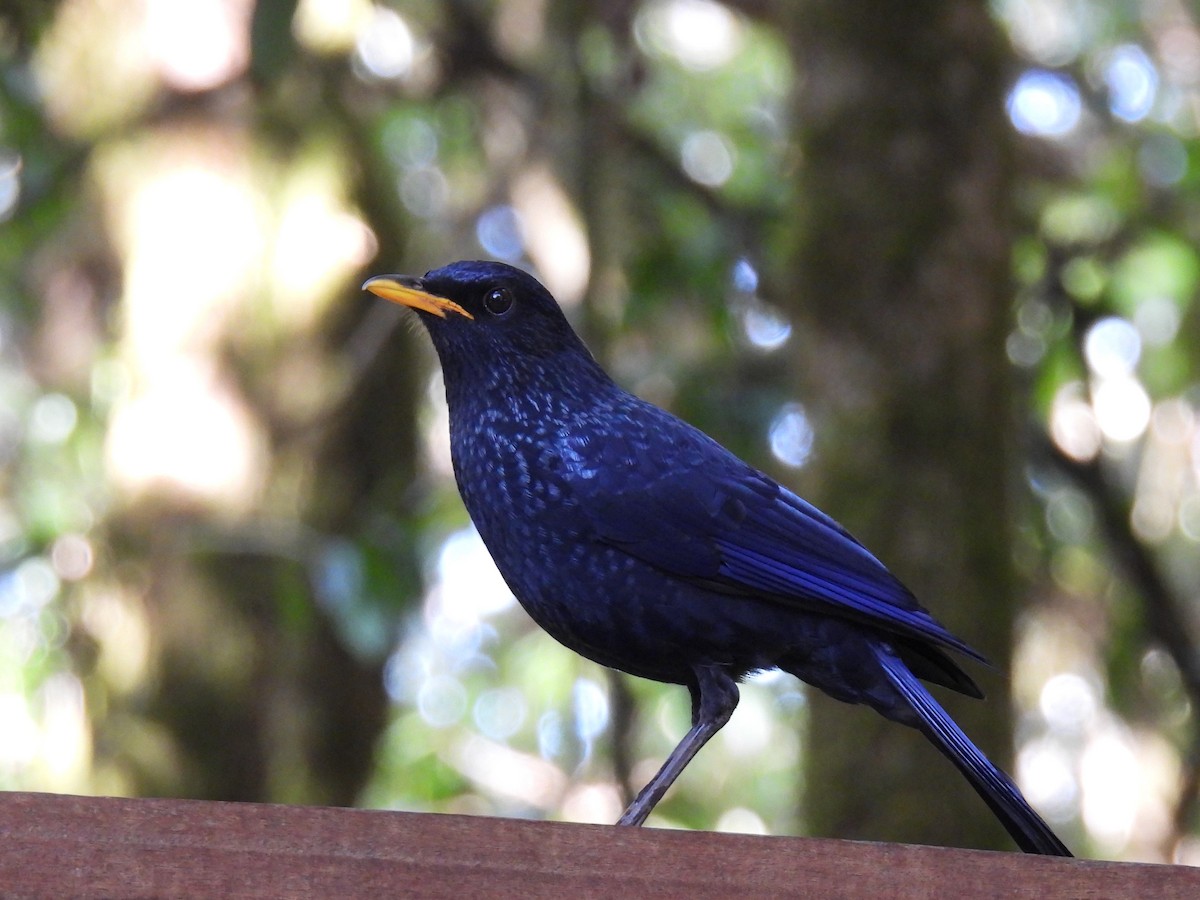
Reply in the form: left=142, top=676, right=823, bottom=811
left=0, top=791, right=1196, bottom=897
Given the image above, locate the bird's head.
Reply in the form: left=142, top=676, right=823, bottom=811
left=363, top=260, right=604, bottom=391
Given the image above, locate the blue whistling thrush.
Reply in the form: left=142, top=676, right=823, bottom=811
left=364, top=260, right=1071, bottom=856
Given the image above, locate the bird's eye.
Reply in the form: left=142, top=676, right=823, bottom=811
left=483, top=287, right=514, bottom=316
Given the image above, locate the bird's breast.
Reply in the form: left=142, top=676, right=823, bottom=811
left=449, top=405, right=585, bottom=547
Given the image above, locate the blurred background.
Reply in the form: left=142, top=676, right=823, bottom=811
left=1, top=0, right=1198, bottom=863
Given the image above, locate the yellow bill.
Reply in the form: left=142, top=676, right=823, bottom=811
left=362, top=276, right=474, bottom=320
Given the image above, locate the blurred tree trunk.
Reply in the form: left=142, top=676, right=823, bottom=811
left=94, top=78, right=421, bottom=807
left=786, top=2, right=1019, bottom=849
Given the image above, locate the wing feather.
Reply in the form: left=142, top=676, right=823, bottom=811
left=568, top=404, right=985, bottom=666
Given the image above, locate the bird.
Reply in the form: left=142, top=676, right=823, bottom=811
left=363, top=259, right=1072, bottom=856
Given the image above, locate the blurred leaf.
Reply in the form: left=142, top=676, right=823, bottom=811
left=1110, top=232, right=1200, bottom=317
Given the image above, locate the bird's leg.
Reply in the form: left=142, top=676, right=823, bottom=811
left=617, top=665, right=739, bottom=826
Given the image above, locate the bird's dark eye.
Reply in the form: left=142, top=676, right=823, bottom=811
left=483, top=287, right=514, bottom=316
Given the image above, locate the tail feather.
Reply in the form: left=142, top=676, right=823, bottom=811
left=873, top=643, right=1072, bottom=857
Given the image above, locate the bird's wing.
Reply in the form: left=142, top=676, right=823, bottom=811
left=563, top=406, right=984, bottom=666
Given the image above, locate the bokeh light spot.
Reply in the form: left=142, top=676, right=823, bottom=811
left=417, top=674, right=468, bottom=728
left=537, top=709, right=565, bottom=760
left=1133, top=296, right=1181, bottom=347
left=399, top=167, right=449, bottom=219
left=1050, top=383, right=1102, bottom=462
left=1039, top=672, right=1097, bottom=734
left=1104, top=45, right=1158, bottom=123
left=1045, top=488, right=1094, bottom=544
left=50, top=535, right=94, bottom=582
left=1006, top=330, right=1046, bottom=368
left=145, top=0, right=248, bottom=91
left=769, top=403, right=814, bottom=468
left=0, top=557, right=60, bottom=618
left=1007, top=70, right=1082, bottom=137
left=1084, top=316, right=1141, bottom=378
left=1092, top=377, right=1151, bottom=443
left=715, top=807, right=768, bottom=834
left=355, top=7, right=415, bottom=80
left=1179, top=496, right=1200, bottom=542
left=738, top=298, right=791, bottom=352
left=476, top=205, right=525, bottom=261
left=436, top=528, right=517, bottom=625
left=731, top=257, right=759, bottom=294
left=572, top=677, right=609, bottom=742
left=1080, top=731, right=1140, bottom=846
left=474, top=687, right=527, bottom=742
left=681, top=130, right=735, bottom=187
left=28, top=393, right=78, bottom=445
left=636, top=0, right=741, bottom=72
left=1017, top=737, right=1078, bottom=820
left=383, top=117, right=439, bottom=168
left=0, top=151, right=21, bottom=222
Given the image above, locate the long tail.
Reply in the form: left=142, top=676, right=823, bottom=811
left=873, top=643, right=1072, bottom=856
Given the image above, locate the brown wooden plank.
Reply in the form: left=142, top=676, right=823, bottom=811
left=0, top=791, right=1194, bottom=898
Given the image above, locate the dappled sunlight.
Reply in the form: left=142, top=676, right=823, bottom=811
left=997, top=0, right=1093, bottom=66
left=421, top=372, right=455, bottom=477
left=0, top=675, right=91, bottom=793
left=1050, top=382, right=1102, bottom=462
left=144, top=0, right=249, bottom=92
left=1083, top=316, right=1152, bottom=443
left=37, top=673, right=91, bottom=791
left=512, top=166, right=591, bottom=307
left=1084, top=317, right=1141, bottom=379
left=34, top=0, right=157, bottom=135
left=1080, top=726, right=1178, bottom=855
left=1021, top=138, right=1200, bottom=855
left=1091, top=378, right=1152, bottom=444
left=450, top=732, right=567, bottom=810
left=106, top=360, right=267, bottom=511
left=716, top=806, right=769, bottom=835
left=719, top=685, right=773, bottom=757
left=79, top=586, right=151, bottom=694
left=636, top=0, right=743, bottom=72
left=1018, top=736, right=1078, bottom=821
left=432, top=527, right=517, bottom=628
left=293, top=0, right=372, bottom=55
left=114, top=154, right=263, bottom=367
left=90, top=124, right=373, bottom=510
left=1040, top=672, right=1099, bottom=734
left=0, top=693, right=39, bottom=774
left=271, top=173, right=377, bottom=327
left=1131, top=402, right=1196, bottom=543
left=559, top=782, right=624, bottom=825
left=1015, top=652, right=1190, bottom=858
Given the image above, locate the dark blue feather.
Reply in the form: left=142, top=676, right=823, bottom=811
left=874, top=643, right=1071, bottom=856
left=573, top=400, right=985, bottom=668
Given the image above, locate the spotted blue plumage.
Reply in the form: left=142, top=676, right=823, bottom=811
left=368, top=259, right=1070, bottom=855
